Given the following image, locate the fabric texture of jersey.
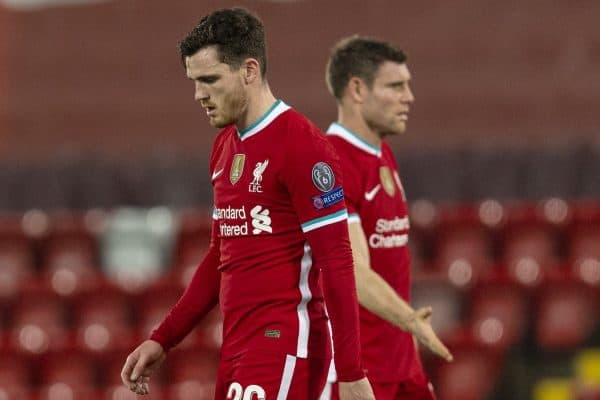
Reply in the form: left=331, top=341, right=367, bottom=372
left=321, top=376, right=436, bottom=400
left=326, top=122, right=423, bottom=382
left=152, top=102, right=364, bottom=382
left=214, top=350, right=330, bottom=400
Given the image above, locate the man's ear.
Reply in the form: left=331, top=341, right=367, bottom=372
left=242, top=58, right=260, bottom=84
left=347, top=76, right=366, bottom=103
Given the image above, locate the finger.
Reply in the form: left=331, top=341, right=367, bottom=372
left=130, top=354, right=148, bottom=382
left=431, top=339, right=453, bottom=361
left=142, top=382, right=150, bottom=394
left=443, top=347, right=454, bottom=362
left=417, top=306, right=433, bottom=319
left=135, top=381, right=147, bottom=396
left=121, top=355, right=137, bottom=385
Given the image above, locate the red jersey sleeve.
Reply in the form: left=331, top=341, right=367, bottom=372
left=150, top=214, right=220, bottom=351
left=280, top=122, right=365, bottom=381
left=150, top=133, right=227, bottom=351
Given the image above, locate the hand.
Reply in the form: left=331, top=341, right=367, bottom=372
left=407, top=306, right=453, bottom=362
left=121, top=340, right=166, bottom=395
left=338, top=377, right=375, bottom=400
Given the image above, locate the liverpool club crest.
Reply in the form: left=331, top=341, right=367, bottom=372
left=249, top=159, right=269, bottom=193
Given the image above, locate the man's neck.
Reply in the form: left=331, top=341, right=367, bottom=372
left=337, top=106, right=382, bottom=147
left=236, top=86, right=277, bottom=132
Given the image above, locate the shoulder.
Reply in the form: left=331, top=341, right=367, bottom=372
left=381, top=140, right=400, bottom=167
left=281, top=110, right=337, bottom=158
left=326, top=135, right=354, bottom=158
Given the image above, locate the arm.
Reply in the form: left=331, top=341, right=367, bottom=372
left=305, top=218, right=375, bottom=399
left=305, top=219, right=364, bottom=381
left=121, top=216, right=221, bottom=394
left=281, top=122, right=373, bottom=398
left=150, top=217, right=221, bottom=350
left=348, top=221, right=453, bottom=361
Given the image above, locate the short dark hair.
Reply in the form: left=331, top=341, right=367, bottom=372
left=179, top=8, right=267, bottom=77
left=326, top=36, right=407, bottom=99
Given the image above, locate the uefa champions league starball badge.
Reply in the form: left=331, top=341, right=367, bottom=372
left=311, top=162, right=335, bottom=192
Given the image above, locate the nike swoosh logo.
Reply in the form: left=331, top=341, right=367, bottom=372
left=211, top=168, right=224, bottom=181
left=364, top=184, right=381, bottom=201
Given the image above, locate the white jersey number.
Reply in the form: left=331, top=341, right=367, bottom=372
left=227, top=382, right=266, bottom=400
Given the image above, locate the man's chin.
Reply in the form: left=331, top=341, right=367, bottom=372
left=207, top=118, right=228, bottom=129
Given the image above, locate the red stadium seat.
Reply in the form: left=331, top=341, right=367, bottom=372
left=166, top=349, right=218, bottom=400
left=534, top=280, right=599, bottom=350
left=501, top=225, right=560, bottom=286
left=500, top=200, right=569, bottom=286
left=433, top=347, right=501, bottom=400
left=170, top=242, right=209, bottom=287
left=74, top=287, right=135, bottom=352
left=568, top=202, right=600, bottom=286
left=0, top=238, right=36, bottom=299
left=467, top=280, right=528, bottom=352
left=431, top=203, right=497, bottom=288
left=0, top=213, right=37, bottom=300
left=72, top=287, right=135, bottom=352
left=0, top=352, right=31, bottom=399
left=575, top=386, right=600, bottom=400
left=171, top=208, right=212, bottom=286
left=176, top=209, right=212, bottom=242
left=0, top=387, right=30, bottom=400
left=39, top=211, right=102, bottom=296
left=411, top=274, right=464, bottom=340
left=407, top=232, right=428, bottom=273
left=42, top=240, right=100, bottom=297
left=136, top=282, right=184, bottom=338
left=37, top=351, right=98, bottom=400
left=9, top=288, right=70, bottom=354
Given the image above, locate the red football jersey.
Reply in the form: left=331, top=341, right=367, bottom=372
left=327, top=122, right=422, bottom=382
left=153, top=101, right=364, bottom=381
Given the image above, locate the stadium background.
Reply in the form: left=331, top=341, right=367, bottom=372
left=0, top=0, right=599, bottom=399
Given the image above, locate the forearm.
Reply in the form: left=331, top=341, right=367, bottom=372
left=348, top=221, right=416, bottom=333
left=321, top=261, right=365, bottom=381
left=150, top=247, right=220, bottom=351
left=306, top=222, right=365, bottom=382
left=354, top=263, right=416, bottom=332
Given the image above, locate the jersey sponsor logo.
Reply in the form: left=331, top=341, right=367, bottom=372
left=379, top=166, right=396, bottom=197
left=369, top=232, right=409, bottom=248
left=249, top=159, right=269, bottom=193
left=216, top=204, right=273, bottom=236
left=216, top=205, right=249, bottom=236
left=368, top=216, right=410, bottom=248
left=230, top=154, right=246, bottom=185
left=312, top=186, right=344, bottom=210
left=312, top=162, right=335, bottom=192
left=375, top=216, right=410, bottom=232
left=211, top=168, right=224, bottom=181
left=364, top=184, right=382, bottom=201
left=250, top=205, right=272, bottom=234
left=214, top=205, right=247, bottom=220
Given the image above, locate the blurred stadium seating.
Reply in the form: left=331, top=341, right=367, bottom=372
left=1, top=200, right=596, bottom=399
left=1, top=1, right=600, bottom=399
